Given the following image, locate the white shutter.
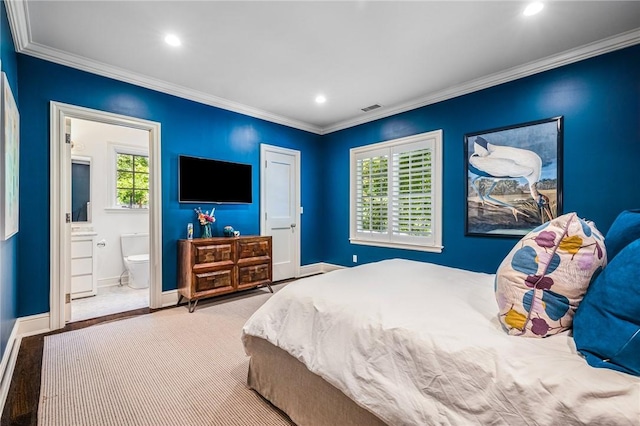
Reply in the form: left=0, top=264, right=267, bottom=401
left=354, top=148, right=389, bottom=241
left=349, top=130, right=442, bottom=253
left=391, top=140, right=435, bottom=245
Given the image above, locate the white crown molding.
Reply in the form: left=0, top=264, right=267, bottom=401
left=322, top=28, right=640, bottom=134
left=25, top=41, right=324, bottom=134
left=5, top=0, right=322, bottom=135
left=6, top=0, right=639, bottom=136
left=5, top=0, right=30, bottom=52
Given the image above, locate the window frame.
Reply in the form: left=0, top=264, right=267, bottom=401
left=107, top=142, right=150, bottom=212
left=349, top=130, right=443, bottom=253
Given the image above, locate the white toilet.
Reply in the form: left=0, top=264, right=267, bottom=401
left=121, top=233, right=150, bottom=289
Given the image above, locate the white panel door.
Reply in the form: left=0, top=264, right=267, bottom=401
left=261, top=145, right=300, bottom=281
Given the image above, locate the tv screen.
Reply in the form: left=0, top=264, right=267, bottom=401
left=179, top=155, right=252, bottom=203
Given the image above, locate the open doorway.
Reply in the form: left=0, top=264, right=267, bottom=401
left=50, top=102, right=163, bottom=330
left=69, top=117, right=150, bottom=322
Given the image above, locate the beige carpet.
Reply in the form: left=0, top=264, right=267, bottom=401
left=39, top=286, right=294, bottom=426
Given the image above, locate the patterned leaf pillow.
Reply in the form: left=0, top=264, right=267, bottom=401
left=495, top=213, right=606, bottom=337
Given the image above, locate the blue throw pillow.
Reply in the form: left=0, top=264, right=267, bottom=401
left=605, top=209, right=640, bottom=260
left=573, top=238, right=640, bottom=376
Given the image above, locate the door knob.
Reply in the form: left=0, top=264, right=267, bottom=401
left=290, top=223, right=296, bottom=228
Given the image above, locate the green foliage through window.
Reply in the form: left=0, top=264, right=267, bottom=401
left=350, top=130, right=443, bottom=251
left=357, top=156, right=388, bottom=233
left=116, top=153, right=149, bottom=208
left=356, top=149, right=433, bottom=237
left=392, top=149, right=432, bottom=237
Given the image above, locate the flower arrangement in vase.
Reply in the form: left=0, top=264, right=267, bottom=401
left=195, top=207, right=215, bottom=238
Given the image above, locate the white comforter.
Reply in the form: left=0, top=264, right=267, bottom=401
left=242, top=259, right=640, bottom=425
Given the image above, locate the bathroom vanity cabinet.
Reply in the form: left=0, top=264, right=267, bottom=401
left=177, top=235, right=272, bottom=312
left=71, top=232, right=98, bottom=299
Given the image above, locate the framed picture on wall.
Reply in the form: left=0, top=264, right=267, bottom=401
left=1, top=72, right=20, bottom=240
left=464, top=116, right=563, bottom=237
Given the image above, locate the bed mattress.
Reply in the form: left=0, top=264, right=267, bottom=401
left=242, top=259, right=640, bottom=425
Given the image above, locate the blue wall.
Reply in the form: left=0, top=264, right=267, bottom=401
left=0, top=0, right=18, bottom=362
left=17, top=55, right=322, bottom=317
left=321, top=45, right=640, bottom=272
left=11, top=32, right=640, bottom=318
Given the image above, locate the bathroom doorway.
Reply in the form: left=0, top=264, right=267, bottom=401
left=50, top=102, right=163, bottom=330
left=69, top=117, right=150, bottom=322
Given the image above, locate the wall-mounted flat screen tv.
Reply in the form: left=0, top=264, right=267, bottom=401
left=179, top=155, right=252, bottom=204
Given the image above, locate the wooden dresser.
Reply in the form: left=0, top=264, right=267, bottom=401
left=177, top=235, right=273, bottom=312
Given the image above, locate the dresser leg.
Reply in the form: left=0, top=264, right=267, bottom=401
left=266, top=282, right=273, bottom=293
left=188, top=299, right=199, bottom=313
left=177, top=295, right=183, bottom=306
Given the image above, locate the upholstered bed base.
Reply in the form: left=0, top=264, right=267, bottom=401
left=245, top=336, right=387, bottom=426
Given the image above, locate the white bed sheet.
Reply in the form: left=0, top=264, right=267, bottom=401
left=242, top=259, right=640, bottom=425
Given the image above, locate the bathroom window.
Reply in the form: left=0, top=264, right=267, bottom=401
left=116, top=153, right=149, bottom=208
left=108, top=143, right=150, bottom=210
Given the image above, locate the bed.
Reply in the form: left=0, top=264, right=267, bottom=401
left=242, top=259, right=640, bottom=425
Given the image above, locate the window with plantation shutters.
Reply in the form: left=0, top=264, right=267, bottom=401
left=350, top=130, right=443, bottom=253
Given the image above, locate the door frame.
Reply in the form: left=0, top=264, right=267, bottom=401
left=50, top=101, right=163, bottom=330
left=260, top=143, right=301, bottom=279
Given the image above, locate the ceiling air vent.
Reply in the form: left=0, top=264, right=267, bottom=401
left=361, top=104, right=382, bottom=112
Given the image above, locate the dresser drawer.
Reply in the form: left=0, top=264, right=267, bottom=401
left=237, top=263, right=270, bottom=290
left=177, top=236, right=272, bottom=311
left=194, top=242, right=234, bottom=265
left=193, top=269, right=234, bottom=294
left=237, top=238, right=271, bottom=260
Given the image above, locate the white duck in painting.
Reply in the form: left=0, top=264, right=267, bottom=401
left=468, top=136, right=553, bottom=222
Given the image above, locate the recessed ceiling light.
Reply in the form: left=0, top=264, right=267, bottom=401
left=315, top=95, right=327, bottom=104
left=164, top=34, right=181, bottom=47
left=523, top=2, right=544, bottom=16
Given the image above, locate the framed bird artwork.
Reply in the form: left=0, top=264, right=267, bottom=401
left=464, top=116, right=563, bottom=237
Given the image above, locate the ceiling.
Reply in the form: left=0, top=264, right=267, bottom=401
left=6, top=1, right=640, bottom=134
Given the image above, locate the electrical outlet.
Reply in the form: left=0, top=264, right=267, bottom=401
left=352, top=255, right=358, bottom=263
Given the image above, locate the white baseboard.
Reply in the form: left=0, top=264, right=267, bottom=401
left=0, top=320, right=19, bottom=414
left=17, top=313, right=52, bottom=337
left=299, top=263, right=322, bottom=277
left=161, top=289, right=179, bottom=308
left=161, top=264, right=344, bottom=306
left=98, top=276, right=123, bottom=288
left=0, top=312, right=51, bottom=414
left=0, top=265, right=347, bottom=412
left=319, top=262, right=346, bottom=273
left=299, top=262, right=345, bottom=277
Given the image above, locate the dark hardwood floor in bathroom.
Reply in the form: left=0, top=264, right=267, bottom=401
left=1, top=308, right=151, bottom=426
